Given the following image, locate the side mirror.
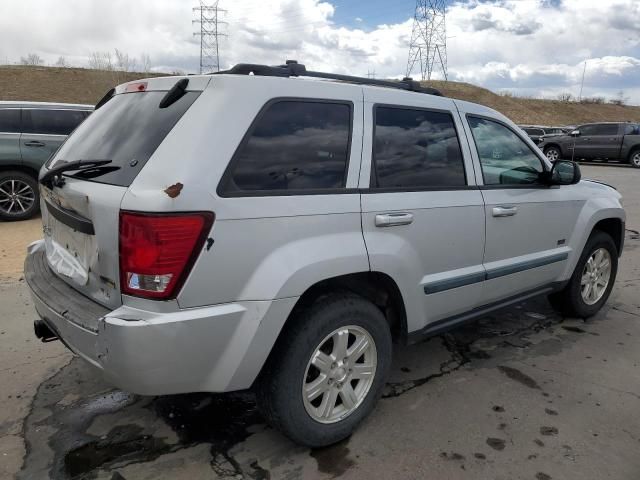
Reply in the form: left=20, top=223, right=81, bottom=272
left=570, top=130, right=580, bottom=137
left=550, top=160, right=581, bottom=185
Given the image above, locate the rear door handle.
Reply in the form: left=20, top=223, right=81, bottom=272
left=375, top=212, right=414, bottom=227
left=492, top=206, right=518, bottom=217
left=24, top=141, right=45, bottom=147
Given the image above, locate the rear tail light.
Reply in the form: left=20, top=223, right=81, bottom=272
left=119, top=211, right=214, bottom=299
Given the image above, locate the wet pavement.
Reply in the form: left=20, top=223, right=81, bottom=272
left=2, top=164, right=640, bottom=479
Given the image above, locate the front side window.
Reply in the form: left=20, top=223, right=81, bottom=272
left=372, top=107, right=466, bottom=188
left=23, top=109, right=89, bottom=136
left=220, top=100, right=351, bottom=194
left=624, top=124, right=639, bottom=135
left=579, top=124, right=618, bottom=136
left=0, top=109, right=21, bottom=133
left=468, top=116, right=544, bottom=186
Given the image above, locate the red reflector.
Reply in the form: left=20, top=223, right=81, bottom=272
left=119, top=211, right=214, bottom=299
left=125, top=82, right=148, bottom=93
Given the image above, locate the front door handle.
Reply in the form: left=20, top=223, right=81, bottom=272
left=375, top=212, right=414, bottom=227
left=24, top=141, right=45, bottom=147
left=492, top=206, right=518, bottom=217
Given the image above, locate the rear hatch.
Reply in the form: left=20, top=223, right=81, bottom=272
left=39, top=76, right=209, bottom=322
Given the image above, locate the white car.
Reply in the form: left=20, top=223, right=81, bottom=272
left=25, top=61, right=625, bottom=447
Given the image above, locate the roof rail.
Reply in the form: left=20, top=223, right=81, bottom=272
left=214, top=60, right=443, bottom=96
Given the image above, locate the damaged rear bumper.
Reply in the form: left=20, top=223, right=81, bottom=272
left=24, top=242, right=297, bottom=395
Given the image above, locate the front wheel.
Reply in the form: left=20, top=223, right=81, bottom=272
left=545, top=146, right=561, bottom=162
left=549, top=231, right=618, bottom=318
left=629, top=150, right=640, bottom=168
left=255, top=293, right=392, bottom=447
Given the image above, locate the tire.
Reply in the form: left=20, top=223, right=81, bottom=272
left=0, top=171, right=40, bottom=221
left=544, top=146, right=561, bottom=162
left=255, top=292, right=392, bottom=447
left=629, top=149, right=640, bottom=168
left=548, top=231, right=618, bottom=318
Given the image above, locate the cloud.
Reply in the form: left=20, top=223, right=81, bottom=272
left=0, top=0, right=638, bottom=104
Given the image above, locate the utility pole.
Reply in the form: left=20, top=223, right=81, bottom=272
left=367, top=69, right=376, bottom=79
left=406, top=0, right=448, bottom=81
left=578, top=60, right=587, bottom=102
left=193, top=1, right=227, bottom=74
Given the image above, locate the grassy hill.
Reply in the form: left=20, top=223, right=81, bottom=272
left=2, top=65, right=639, bottom=125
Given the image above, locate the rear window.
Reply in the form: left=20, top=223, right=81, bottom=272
left=0, top=109, right=21, bottom=133
left=23, top=109, right=89, bottom=135
left=50, top=91, right=199, bottom=186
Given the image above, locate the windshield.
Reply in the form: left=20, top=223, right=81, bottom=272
left=49, top=91, right=200, bottom=186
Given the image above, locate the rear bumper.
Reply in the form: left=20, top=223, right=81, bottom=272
left=25, top=243, right=297, bottom=395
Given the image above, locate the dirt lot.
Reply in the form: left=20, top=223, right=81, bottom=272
left=1, top=164, right=639, bottom=480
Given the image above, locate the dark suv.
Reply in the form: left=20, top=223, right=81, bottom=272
left=0, top=102, right=92, bottom=220
left=539, top=122, right=640, bottom=167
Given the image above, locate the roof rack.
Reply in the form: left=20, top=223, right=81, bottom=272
left=213, top=60, right=443, bottom=97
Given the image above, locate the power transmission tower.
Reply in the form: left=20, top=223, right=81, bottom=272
left=367, top=69, right=376, bottom=79
left=406, top=0, right=448, bottom=81
left=193, top=1, right=227, bottom=74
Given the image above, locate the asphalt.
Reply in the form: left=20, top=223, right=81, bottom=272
left=1, top=163, right=639, bottom=480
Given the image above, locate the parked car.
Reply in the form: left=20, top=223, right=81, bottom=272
left=539, top=122, right=640, bottom=167
left=0, top=102, right=92, bottom=220
left=519, top=125, right=569, bottom=144
left=25, top=62, right=625, bottom=448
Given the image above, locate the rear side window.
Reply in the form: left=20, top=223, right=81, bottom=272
left=372, top=106, right=466, bottom=189
left=219, top=100, right=352, bottom=195
left=23, top=109, right=89, bottom=135
left=0, top=109, right=21, bottom=133
left=624, top=124, right=639, bottom=135
left=50, top=92, right=199, bottom=186
left=580, top=124, right=618, bottom=136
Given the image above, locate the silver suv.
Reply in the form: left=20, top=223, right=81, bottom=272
left=25, top=62, right=625, bottom=447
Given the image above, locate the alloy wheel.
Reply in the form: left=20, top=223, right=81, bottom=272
left=632, top=152, right=640, bottom=168
left=302, top=325, right=377, bottom=424
left=0, top=179, right=36, bottom=215
left=580, top=247, right=612, bottom=305
left=546, top=148, right=559, bottom=161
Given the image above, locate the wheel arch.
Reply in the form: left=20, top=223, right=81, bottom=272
left=591, top=217, right=624, bottom=257
left=283, top=271, right=408, bottom=344
left=0, top=165, right=40, bottom=179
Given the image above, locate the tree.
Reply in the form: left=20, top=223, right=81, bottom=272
left=140, top=53, right=151, bottom=73
left=609, top=90, right=628, bottom=106
left=88, top=51, right=113, bottom=71
left=114, top=48, right=133, bottom=72
left=20, top=53, right=44, bottom=66
left=557, top=92, right=573, bottom=102
left=55, top=56, right=68, bottom=68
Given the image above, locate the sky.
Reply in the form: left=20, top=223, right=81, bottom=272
left=1, top=0, right=639, bottom=104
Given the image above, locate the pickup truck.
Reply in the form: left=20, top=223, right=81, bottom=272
left=539, top=122, right=640, bottom=167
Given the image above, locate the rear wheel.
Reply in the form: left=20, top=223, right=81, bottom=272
left=256, top=293, right=392, bottom=447
left=549, top=231, right=618, bottom=318
left=629, top=150, right=640, bottom=168
left=0, top=171, right=40, bottom=221
left=545, top=146, right=561, bottom=162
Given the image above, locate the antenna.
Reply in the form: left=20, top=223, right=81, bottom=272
left=193, top=1, right=227, bottom=74
left=406, top=0, right=448, bottom=81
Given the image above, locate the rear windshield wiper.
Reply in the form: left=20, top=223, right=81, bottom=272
left=40, top=160, right=117, bottom=188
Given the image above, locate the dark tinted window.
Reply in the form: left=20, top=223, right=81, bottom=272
left=23, top=109, right=89, bottom=135
left=221, top=100, right=351, bottom=193
left=468, top=116, right=544, bottom=186
left=0, top=109, right=21, bottom=133
left=372, top=107, right=466, bottom=188
left=624, top=124, right=639, bottom=135
left=523, top=128, right=543, bottom=136
left=580, top=124, right=619, bottom=136
left=49, top=92, right=199, bottom=186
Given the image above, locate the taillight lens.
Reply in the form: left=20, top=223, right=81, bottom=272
left=119, top=211, right=214, bottom=299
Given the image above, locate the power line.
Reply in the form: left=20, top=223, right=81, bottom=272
left=193, top=1, right=227, bottom=74
left=406, top=0, right=448, bottom=81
